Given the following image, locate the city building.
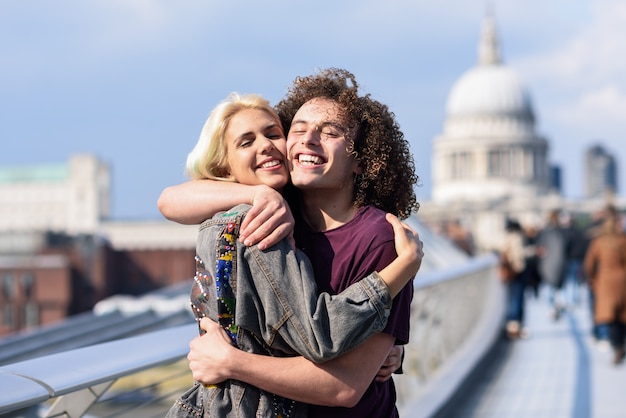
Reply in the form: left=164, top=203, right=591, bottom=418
left=0, top=154, right=110, bottom=234
left=0, top=155, right=196, bottom=337
left=585, top=144, right=618, bottom=199
left=431, top=15, right=551, bottom=205
left=419, top=15, right=622, bottom=251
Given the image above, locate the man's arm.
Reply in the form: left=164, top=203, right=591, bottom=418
left=158, top=180, right=293, bottom=249
left=189, top=318, right=395, bottom=407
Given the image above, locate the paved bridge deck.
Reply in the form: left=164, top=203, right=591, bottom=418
left=437, top=287, right=626, bottom=418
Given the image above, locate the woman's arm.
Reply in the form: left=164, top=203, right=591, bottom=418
left=158, top=180, right=293, bottom=249
left=377, top=213, right=422, bottom=297
left=231, top=210, right=420, bottom=362
left=375, top=345, right=404, bottom=382
left=158, top=180, right=252, bottom=224
left=189, top=318, right=395, bottom=407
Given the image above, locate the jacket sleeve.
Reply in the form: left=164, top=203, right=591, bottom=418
left=235, top=237, right=392, bottom=363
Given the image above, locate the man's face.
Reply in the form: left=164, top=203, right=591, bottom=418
left=286, top=98, right=360, bottom=191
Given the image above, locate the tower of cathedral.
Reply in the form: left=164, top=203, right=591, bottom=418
left=432, top=15, right=551, bottom=204
left=419, top=15, right=624, bottom=252
left=419, top=15, right=563, bottom=251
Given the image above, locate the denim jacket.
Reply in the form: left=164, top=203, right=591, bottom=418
left=167, top=204, right=392, bottom=418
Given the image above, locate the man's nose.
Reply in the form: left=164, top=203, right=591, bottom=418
left=300, top=127, right=320, bottom=145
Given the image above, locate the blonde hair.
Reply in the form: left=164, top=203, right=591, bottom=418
left=185, top=93, right=282, bottom=180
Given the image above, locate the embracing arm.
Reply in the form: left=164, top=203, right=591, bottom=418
left=158, top=180, right=293, bottom=249
left=158, top=180, right=253, bottom=224
left=378, top=213, right=422, bottom=297
left=236, top=211, right=420, bottom=362
left=190, top=318, right=395, bottom=407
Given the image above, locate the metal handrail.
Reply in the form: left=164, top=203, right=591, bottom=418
left=0, top=324, right=197, bottom=416
left=397, top=253, right=503, bottom=417
left=0, top=254, right=501, bottom=417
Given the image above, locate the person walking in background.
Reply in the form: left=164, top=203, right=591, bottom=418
left=583, top=212, right=626, bottom=365
left=537, top=210, right=567, bottom=321
left=560, top=212, right=589, bottom=308
left=585, top=204, right=620, bottom=343
left=444, top=219, right=475, bottom=256
left=523, top=223, right=542, bottom=299
left=500, top=219, right=529, bottom=339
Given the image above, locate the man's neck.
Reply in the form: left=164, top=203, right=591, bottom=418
left=299, top=190, right=358, bottom=232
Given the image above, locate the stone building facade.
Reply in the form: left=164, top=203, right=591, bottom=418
left=0, top=155, right=197, bottom=337
left=419, top=16, right=623, bottom=251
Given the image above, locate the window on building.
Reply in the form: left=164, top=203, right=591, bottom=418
left=511, top=147, right=522, bottom=178
left=21, top=273, right=35, bottom=299
left=24, top=303, right=39, bottom=328
left=488, top=149, right=508, bottom=177
left=521, top=147, right=533, bottom=180
left=2, top=273, right=15, bottom=300
left=3, top=304, right=15, bottom=328
left=450, top=151, right=473, bottom=179
left=489, top=147, right=533, bottom=179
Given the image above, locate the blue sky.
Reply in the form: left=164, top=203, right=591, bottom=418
left=1, top=0, right=624, bottom=220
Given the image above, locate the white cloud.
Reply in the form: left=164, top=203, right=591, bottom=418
left=499, top=0, right=626, bottom=196
left=556, top=84, right=626, bottom=130
left=0, top=1, right=220, bottom=83
left=550, top=84, right=626, bottom=180
left=516, top=0, right=626, bottom=86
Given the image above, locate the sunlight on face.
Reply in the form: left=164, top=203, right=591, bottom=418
left=224, top=108, right=289, bottom=190
left=286, top=98, right=360, bottom=191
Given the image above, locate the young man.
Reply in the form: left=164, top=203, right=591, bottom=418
left=161, top=68, right=420, bottom=416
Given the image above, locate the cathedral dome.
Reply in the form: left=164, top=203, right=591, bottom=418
left=446, top=65, right=534, bottom=120
left=432, top=14, right=550, bottom=208
left=445, top=15, right=534, bottom=122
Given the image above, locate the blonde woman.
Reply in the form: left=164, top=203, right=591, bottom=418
left=165, top=92, right=421, bottom=417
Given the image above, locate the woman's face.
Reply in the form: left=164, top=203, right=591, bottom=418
left=224, top=108, right=289, bottom=190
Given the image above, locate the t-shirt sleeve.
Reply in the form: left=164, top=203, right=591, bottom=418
left=351, top=231, right=414, bottom=345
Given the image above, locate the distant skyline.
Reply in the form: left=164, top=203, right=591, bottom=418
left=1, top=1, right=624, bottom=220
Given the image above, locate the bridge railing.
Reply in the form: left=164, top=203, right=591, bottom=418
left=397, top=253, right=504, bottom=418
left=0, top=254, right=502, bottom=418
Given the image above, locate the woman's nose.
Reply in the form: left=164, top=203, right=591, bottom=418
left=259, top=136, right=276, bottom=152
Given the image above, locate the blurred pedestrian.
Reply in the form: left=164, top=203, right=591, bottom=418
left=537, top=210, right=567, bottom=320
left=500, top=219, right=528, bottom=339
left=560, top=212, right=589, bottom=308
left=523, top=223, right=542, bottom=299
left=586, top=204, right=620, bottom=342
left=445, top=219, right=475, bottom=256
left=583, top=213, right=626, bottom=365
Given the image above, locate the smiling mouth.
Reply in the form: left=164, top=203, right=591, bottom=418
left=297, top=154, right=324, bottom=165
left=259, top=160, right=281, bottom=169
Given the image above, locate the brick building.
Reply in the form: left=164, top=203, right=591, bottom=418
left=0, top=156, right=197, bottom=337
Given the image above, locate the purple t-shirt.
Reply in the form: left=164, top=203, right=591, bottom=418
left=294, top=205, right=414, bottom=418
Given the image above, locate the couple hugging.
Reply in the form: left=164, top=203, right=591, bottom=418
left=159, top=68, right=422, bottom=418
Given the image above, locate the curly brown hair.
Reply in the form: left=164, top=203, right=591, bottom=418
left=275, top=68, right=420, bottom=219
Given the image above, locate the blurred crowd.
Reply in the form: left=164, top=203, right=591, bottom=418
left=499, top=204, right=626, bottom=366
